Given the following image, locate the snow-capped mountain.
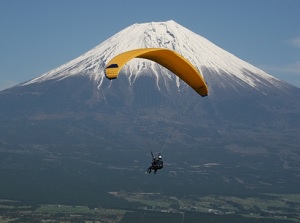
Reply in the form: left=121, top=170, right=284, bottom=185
left=21, top=20, right=290, bottom=96
left=1, top=20, right=298, bottom=131
left=1, top=21, right=300, bottom=204
left=1, top=20, right=300, bottom=148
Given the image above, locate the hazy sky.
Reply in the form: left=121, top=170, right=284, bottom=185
left=1, top=0, right=300, bottom=90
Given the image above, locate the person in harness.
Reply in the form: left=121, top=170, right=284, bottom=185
left=147, top=152, right=164, bottom=174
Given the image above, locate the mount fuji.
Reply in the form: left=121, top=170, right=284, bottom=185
left=0, top=21, right=300, bottom=204
left=2, top=20, right=299, bottom=143
left=21, top=20, right=293, bottom=95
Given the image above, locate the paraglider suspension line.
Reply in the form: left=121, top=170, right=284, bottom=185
left=161, top=127, right=172, bottom=154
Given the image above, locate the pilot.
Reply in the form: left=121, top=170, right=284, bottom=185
left=147, top=154, right=163, bottom=174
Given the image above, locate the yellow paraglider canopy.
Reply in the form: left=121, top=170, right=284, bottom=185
left=105, top=48, right=208, bottom=97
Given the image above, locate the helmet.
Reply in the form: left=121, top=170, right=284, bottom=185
left=158, top=155, right=162, bottom=159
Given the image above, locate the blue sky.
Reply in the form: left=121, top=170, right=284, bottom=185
left=1, top=0, right=300, bottom=90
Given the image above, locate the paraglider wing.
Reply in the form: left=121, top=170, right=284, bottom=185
left=105, top=48, right=208, bottom=97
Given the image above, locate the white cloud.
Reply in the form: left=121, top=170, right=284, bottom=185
left=289, top=37, right=300, bottom=48
left=279, top=61, right=300, bottom=74
left=258, top=61, right=300, bottom=87
left=0, top=80, right=17, bottom=91
left=260, top=61, right=300, bottom=75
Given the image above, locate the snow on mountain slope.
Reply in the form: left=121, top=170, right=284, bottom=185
left=22, top=20, right=288, bottom=93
